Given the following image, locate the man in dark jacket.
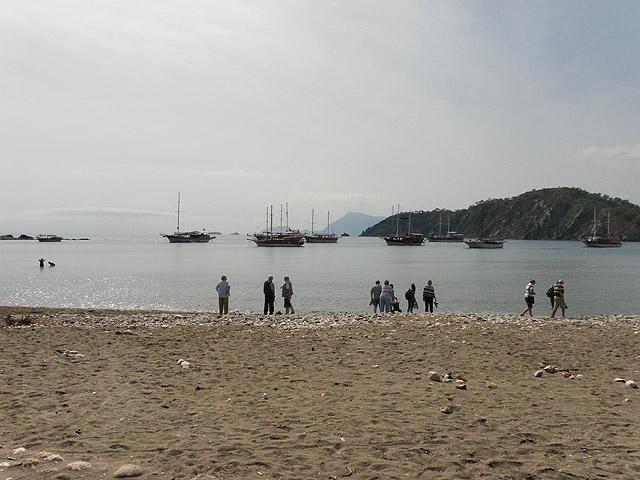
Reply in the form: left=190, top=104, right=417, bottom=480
left=263, top=275, right=275, bottom=314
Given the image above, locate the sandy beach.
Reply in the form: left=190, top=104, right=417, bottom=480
left=1, top=306, right=639, bottom=480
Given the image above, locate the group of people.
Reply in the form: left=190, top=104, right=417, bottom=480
left=215, top=274, right=568, bottom=318
left=215, top=275, right=295, bottom=316
left=369, top=280, right=438, bottom=314
left=519, top=278, right=567, bottom=318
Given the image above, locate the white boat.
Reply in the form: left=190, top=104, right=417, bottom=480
left=465, top=211, right=503, bottom=248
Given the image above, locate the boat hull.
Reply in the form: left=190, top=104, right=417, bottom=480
left=164, top=233, right=212, bottom=243
left=305, top=235, right=338, bottom=243
left=37, top=235, right=62, bottom=242
left=384, top=234, right=425, bottom=246
left=583, top=239, right=622, bottom=248
left=427, top=237, right=464, bottom=242
left=250, top=233, right=305, bottom=247
left=465, top=239, right=504, bottom=249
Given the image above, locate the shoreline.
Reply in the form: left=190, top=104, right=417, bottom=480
left=2, top=305, right=639, bottom=329
left=2, top=306, right=639, bottom=479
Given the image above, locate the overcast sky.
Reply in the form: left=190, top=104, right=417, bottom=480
left=1, top=0, right=639, bottom=236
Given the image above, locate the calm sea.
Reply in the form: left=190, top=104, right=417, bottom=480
left=1, top=236, right=638, bottom=316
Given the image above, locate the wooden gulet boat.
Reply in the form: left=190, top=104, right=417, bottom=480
left=250, top=205, right=305, bottom=247
left=583, top=209, right=622, bottom=247
left=162, top=193, right=213, bottom=243
left=384, top=206, right=425, bottom=246
left=305, top=209, right=338, bottom=243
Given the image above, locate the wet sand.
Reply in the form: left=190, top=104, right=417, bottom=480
left=1, top=306, right=639, bottom=479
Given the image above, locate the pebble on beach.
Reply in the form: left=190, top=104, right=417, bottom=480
left=67, top=461, right=92, bottom=471
left=114, top=463, right=144, bottom=478
left=626, top=380, right=638, bottom=389
left=534, top=370, right=544, bottom=377
left=428, top=371, right=441, bottom=382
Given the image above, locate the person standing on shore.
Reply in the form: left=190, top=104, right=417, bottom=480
left=39, top=258, right=45, bottom=268
left=216, top=275, right=230, bottom=316
left=379, top=280, right=395, bottom=313
left=520, top=279, right=536, bottom=317
left=370, top=280, right=382, bottom=313
left=550, top=279, right=567, bottom=318
left=282, top=276, right=295, bottom=314
left=406, top=283, right=417, bottom=313
left=263, top=275, right=275, bottom=314
left=422, top=280, right=437, bottom=313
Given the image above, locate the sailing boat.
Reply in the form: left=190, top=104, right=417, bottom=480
left=583, top=209, right=622, bottom=247
left=305, top=210, right=338, bottom=243
left=464, top=210, right=503, bottom=248
left=384, top=205, right=425, bottom=246
left=250, top=204, right=305, bottom=247
left=428, top=214, right=464, bottom=242
left=162, top=193, right=212, bottom=243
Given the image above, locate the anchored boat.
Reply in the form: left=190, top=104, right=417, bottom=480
left=162, top=193, right=212, bottom=243
left=250, top=205, right=305, bottom=247
left=305, top=210, right=338, bottom=243
left=583, top=209, right=621, bottom=247
left=384, top=206, right=425, bottom=246
left=428, top=215, right=464, bottom=242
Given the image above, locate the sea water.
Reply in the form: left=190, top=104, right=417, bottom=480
left=1, top=236, right=638, bottom=316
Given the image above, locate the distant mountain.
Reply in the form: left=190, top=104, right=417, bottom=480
left=361, top=187, right=640, bottom=241
left=329, top=212, right=386, bottom=237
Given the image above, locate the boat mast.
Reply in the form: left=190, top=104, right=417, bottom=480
left=593, top=208, right=597, bottom=237
left=408, top=211, right=412, bottom=234
left=286, top=202, right=289, bottom=231
left=270, top=205, right=273, bottom=235
left=311, top=209, right=315, bottom=235
left=176, top=193, right=181, bottom=233
left=447, top=217, right=451, bottom=234
left=326, top=211, right=330, bottom=234
left=265, top=207, right=269, bottom=233
left=439, top=213, right=442, bottom=236
left=607, top=211, right=611, bottom=235
left=280, top=205, right=283, bottom=233
left=396, top=204, right=400, bottom=235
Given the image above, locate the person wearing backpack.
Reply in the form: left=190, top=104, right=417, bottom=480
left=546, top=284, right=555, bottom=307
left=550, top=279, right=567, bottom=318
left=422, top=280, right=437, bottom=313
left=519, top=279, right=536, bottom=317
left=405, top=283, right=417, bottom=313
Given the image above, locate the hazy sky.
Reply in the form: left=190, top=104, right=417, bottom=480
left=1, top=0, right=639, bottom=235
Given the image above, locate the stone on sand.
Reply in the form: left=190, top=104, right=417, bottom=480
left=67, top=461, right=92, bottom=471
left=428, top=371, right=441, bottom=382
left=626, top=380, right=638, bottom=389
left=114, top=463, right=144, bottom=478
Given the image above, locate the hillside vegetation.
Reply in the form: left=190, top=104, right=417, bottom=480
left=361, top=187, right=640, bottom=241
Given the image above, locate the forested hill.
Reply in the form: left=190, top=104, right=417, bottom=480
left=361, top=188, right=640, bottom=241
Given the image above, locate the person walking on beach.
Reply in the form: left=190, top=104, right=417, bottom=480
left=370, top=280, right=382, bottom=313
left=379, top=280, right=395, bottom=313
left=216, top=275, right=230, bottom=316
left=282, top=276, right=295, bottom=314
left=405, top=283, right=417, bottom=313
left=422, top=280, right=437, bottom=313
left=263, top=275, right=275, bottom=314
left=520, top=279, right=536, bottom=317
left=550, top=279, right=567, bottom=318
